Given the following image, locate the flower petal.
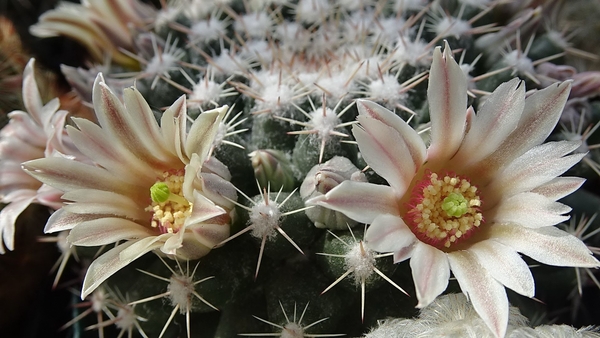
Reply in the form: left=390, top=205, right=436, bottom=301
left=0, top=194, right=36, bottom=253
left=67, top=217, right=155, bottom=246
left=365, top=214, right=417, bottom=254
left=490, top=224, right=600, bottom=268
left=393, top=246, right=415, bottom=263
left=122, top=86, right=176, bottom=162
left=22, top=157, right=137, bottom=195
left=62, top=189, right=148, bottom=222
left=474, top=81, right=571, bottom=180
left=175, top=232, right=213, bottom=260
left=44, top=209, right=105, bottom=233
left=306, top=181, right=399, bottom=224
left=427, top=42, right=467, bottom=163
left=162, top=228, right=186, bottom=255
left=453, top=78, right=525, bottom=168
left=486, top=140, right=583, bottom=205
left=410, top=242, right=450, bottom=308
left=82, top=239, right=160, bottom=299
left=486, top=192, right=571, bottom=228
left=160, top=95, right=187, bottom=160
left=469, top=240, right=534, bottom=297
left=356, top=99, right=426, bottom=168
left=92, top=74, right=172, bottom=172
left=200, top=172, right=237, bottom=210
left=188, top=214, right=231, bottom=249
left=67, top=119, right=158, bottom=183
left=187, top=190, right=227, bottom=225
left=35, top=184, right=64, bottom=209
left=530, top=177, right=585, bottom=201
left=120, top=235, right=165, bottom=262
left=448, top=250, right=509, bottom=338
left=22, top=59, right=56, bottom=127
left=354, top=115, right=420, bottom=192
left=0, top=161, right=39, bottom=193
left=184, top=106, right=226, bottom=162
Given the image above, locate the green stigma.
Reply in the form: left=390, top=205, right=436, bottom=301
left=150, top=182, right=171, bottom=203
left=441, top=192, right=468, bottom=217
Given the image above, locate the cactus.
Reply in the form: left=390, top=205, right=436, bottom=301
left=2, top=0, right=600, bottom=337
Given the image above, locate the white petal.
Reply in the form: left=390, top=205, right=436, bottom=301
left=2, top=111, right=45, bottom=148
left=0, top=131, right=43, bottom=161
left=62, top=189, right=147, bottom=222
left=122, top=87, right=175, bottom=162
left=491, top=224, right=600, bottom=268
left=22, top=157, right=137, bottom=195
left=175, top=232, right=213, bottom=260
left=473, top=82, right=571, bottom=182
left=517, top=82, right=571, bottom=149
left=160, top=95, right=186, bottom=159
left=22, top=59, right=53, bottom=127
left=0, top=195, right=36, bottom=253
left=448, top=250, right=509, bottom=338
left=306, top=181, right=399, bottom=224
left=202, top=156, right=232, bottom=181
left=44, top=209, right=104, bottom=233
left=427, top=42, right=468, bottom=163
left=0, top=162, right=40, bottom=195
left=486, top=192, right=571, bottom=228
left=81, top=239, right=160, bottom=299
left=67, top=119, right=159, bottom=183
left=356, top=100, right=426, bottom=168
left=184, top=106, right=226, bottom=162
left=67, top=217, right=155, bottom=246
left=354, top=116, right=419, bottom=192
left=410, top=242, right=450, bottom=308
left=454, top=78, right=525, bottom=167
left=365, top=214, right=416, bottom=254
left=187, top=191, right=227, bottom=225
left=469, top=240, right=534, bottom=297
left=200, top=172, right=237, bottom=210
left=120, top=235, right=165, bottom=261
left=92, top=74, right=172, bottom=172
left=162, top=228, right=185, bottom=255
left=183, top=153, right=202, bottom=201
left=486, top=140, right=584, bottom=204
left=393, top=246, right=415, bottom=263
left=35, top=184, right=63, bottom=209
left=188, top=216, right=231, bottom=249
left=530, top=177, right=585, bottom=201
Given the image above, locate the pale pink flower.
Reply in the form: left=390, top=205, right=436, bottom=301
left=23, top=74, right=236, bottom=299
left=30, top=0, right=156, bottom=67
left=0, top=59, right=82, bottom=254
left=308, top=42, right=600, bottom=338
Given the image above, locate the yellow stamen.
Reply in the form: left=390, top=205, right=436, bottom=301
left=146, top=172, right=193, bottom=233
left=407, top=172, right=483, bottom=249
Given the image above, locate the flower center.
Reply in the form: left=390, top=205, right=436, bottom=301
left=405, top=171, right=483, bottom=249
left=146, top=172, right=193, bottom=234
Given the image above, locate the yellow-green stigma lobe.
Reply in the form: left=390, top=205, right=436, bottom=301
left=406, top=171, right=483, bottom=249
left=442, top=193, right=468, bottom=217
left=146, top=172, right=192, bottom=234
left=150, top=182, right=170, bottom=203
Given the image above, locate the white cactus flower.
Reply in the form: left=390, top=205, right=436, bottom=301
left=309, top=42, right=600, bottom=338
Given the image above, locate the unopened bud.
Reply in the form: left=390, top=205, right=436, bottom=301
left=249, top=149, right=296, bottom=191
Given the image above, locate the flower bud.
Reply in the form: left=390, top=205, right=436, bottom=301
left=249, top=149, right=296, bottom=191
left=301, top=156, right=367, bottom=229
